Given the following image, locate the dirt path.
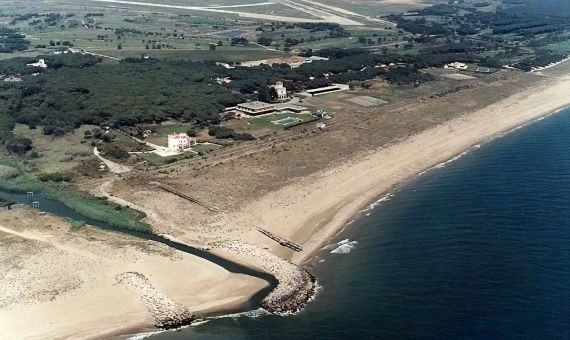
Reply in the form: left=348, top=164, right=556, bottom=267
left=93, top=147, right=131, bottom=173
left=96, top=178, right=166, bottom=225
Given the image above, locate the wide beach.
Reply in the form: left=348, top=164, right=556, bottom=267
left=3, top=63, right=570, bottom=339
left=261, top=67, right=570, bottom=266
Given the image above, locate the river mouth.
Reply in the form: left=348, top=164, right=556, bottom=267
left=0, top=189, right=278, bottom=315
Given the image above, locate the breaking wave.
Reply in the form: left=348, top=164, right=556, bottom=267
left=331, top=239, right=358, bottom=254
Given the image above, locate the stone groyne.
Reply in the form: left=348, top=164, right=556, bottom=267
left=211, top=241, right=317, bottom=314
left=116, top=272, right=195, bottom=329
left=261, top=268, right=316, bottom=314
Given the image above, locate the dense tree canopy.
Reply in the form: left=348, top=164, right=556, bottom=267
left=0, top=28, right=30, bottom=53
left=0, top=55, right=245, bottom=138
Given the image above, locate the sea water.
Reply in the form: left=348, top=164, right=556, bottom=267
left=151, top=108, right=570, bottom=339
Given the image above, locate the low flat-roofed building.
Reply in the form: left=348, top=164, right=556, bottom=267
left=300, top=84, right=350, bottom=97
left=236, top=101, right=275, bottom=117
left=274, top=103, right=308, bottom=113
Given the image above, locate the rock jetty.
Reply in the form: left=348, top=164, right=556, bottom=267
left=116, top=272, right=195, bottom=329
left=211, top=241, right=317, bottom=314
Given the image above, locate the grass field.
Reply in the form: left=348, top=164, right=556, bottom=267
left=192, top=143, right=222, bottom=154
left=225, top=112, right=315, bottom=135
left=86, top=46, right=283, bottom=61
left=0, top=0, right=421, bottom=61
left=545, top=39, right=570, bottom=53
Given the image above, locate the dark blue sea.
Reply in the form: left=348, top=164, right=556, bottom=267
left=151, top=108, right=570, bottom=340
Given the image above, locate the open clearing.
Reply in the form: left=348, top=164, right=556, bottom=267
left=87, top=0, right=364, bottom=25
left=347, top=95, right=389, bottom=107
left=443, top=73, right=477, bottom=80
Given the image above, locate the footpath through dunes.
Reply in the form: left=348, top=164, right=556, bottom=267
left=0, top=209, right=269, bottom=340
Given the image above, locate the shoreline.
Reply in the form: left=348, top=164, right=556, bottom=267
left=322, top=104, right=567, bottom=250
left=4, top=71, right=570, bottom=340
left=293, top=94, right=570, bottom=265
left=243, top=74, right=570, bottom=267
left=125, top=75, right=570, bottom=338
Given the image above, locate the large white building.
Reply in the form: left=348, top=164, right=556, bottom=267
left=272, top=81, right=287, bottom=101
left=167, top=133, right=196, bottom=151
left=27, top=59, right=48, bottom=69
left=445, top=62, right=468, bottom=70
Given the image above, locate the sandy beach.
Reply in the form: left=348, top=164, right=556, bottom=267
left=98, top=63, right=570, bottom=330
left=0, top=209, right=267, bottom=340
left=247, top=72, right=570, bottom=265
left=3, top=65, right=570, bottom=339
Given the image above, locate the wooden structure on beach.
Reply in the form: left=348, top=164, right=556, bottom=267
left=258, top=228, right=303, bottom=252
left=153, top=183, right=222, bottom=213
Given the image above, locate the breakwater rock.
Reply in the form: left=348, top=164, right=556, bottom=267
left=116, top=272, right=195, bottom=329
left=211, top=241, right=317, bottom=314
left=261, top=269, right=317, bottom=314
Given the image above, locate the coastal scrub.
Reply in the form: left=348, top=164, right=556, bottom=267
left=0, top=161, right=150, bottom=232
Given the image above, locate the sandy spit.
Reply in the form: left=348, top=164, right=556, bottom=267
left=0, top=210, right=267, bottom=340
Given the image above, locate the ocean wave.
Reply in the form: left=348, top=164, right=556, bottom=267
left=203, top=308, right=270, bottom=322
left=361, top=193, right=394, bottom=216
left=434, top=150, right=470, bottom=169
left=331, top=240, right=358, bottom=254
left=127, top=330, right=166, bottom=340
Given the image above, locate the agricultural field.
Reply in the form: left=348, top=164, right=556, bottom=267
left=298, top=0, right=442, bottom=16
left=0, top=0, right=460, bottom=62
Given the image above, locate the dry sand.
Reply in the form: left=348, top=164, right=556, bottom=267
left=0, top=209, right=267, bottom=340
left=238, top=73, right=570, bottom=265
left=4, top=66, right=570, bottom=339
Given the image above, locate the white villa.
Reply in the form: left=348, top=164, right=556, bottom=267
left=445, top=62, right=468, bottom=70
left=27, top=59, right=48, bottom=69
left=167, top=133, right=196, bottom=151
left=272, top=81, right=287, bottom=101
